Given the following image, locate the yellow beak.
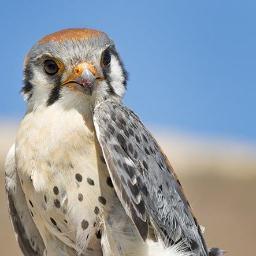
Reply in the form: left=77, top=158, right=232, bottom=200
left=63, top=63, right=100, bottom=95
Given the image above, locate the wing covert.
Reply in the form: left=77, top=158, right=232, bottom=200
left=93, top=100, right=208, bottom=256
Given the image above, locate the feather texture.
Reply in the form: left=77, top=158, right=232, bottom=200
left=5, top=144, right=45, bottom=256
left=93, top=100, right=208, bottom=256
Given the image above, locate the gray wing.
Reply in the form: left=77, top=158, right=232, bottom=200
left=93, top=100, right=208, bottom=256
left=5, top=145, right=45, bottom=256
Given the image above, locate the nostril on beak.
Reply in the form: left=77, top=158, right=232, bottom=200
left=74, top=66, right=82, bottom=75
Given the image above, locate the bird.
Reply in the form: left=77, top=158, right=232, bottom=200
left=5, top=28, right=221, bottom=256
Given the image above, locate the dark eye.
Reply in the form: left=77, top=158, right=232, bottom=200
left=44, top=59, right=59, bottom=75
left=101, top=48, right=111, bottom=67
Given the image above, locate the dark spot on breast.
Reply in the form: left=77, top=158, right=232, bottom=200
left=54, top=199, right=61, bottom=208
left=94, top=206, right=100, bottom=215
left=75, top=173, right=83, bottom=182
left=177, top=179, right=181, bottom=186
left=78, top=193, right=83, bottom=201
left=53, top=186, right=59, bottom=195
left=30, top=211, right=34, bottom=217
left=81, top=220, right=89, bottom=230
left=106, top=177, right=114, bottom=188
left=44, top=195, right=47, bottom=203
left=87, top=178, right=95, bottom=186
left=50, top=217, right=57, bottom=226
left=57, top=227, right=62, bottom=233
left=98, top=196, right=107, bottom=205
left=29, top=200, right=34, bottom=208
left=134, top=150, right=138, bottom=159
left=64, top=219, right=68, bottom=224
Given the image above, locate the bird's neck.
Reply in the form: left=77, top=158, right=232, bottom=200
left=25, top=95, right=94, bottom=132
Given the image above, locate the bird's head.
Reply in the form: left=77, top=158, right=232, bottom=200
left=22, top=28, right=128, bottom=112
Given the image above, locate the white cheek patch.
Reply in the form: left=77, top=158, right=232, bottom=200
left=26, top=69, right=53, bottom=109
left=109, top=55, right=126, bottom=97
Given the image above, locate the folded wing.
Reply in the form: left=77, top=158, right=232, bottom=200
left=93, top=100, right=208, bottom=256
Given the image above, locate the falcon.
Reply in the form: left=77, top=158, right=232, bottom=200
left=5, top=28, right=221, bottom=256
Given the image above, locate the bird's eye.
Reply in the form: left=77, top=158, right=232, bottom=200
left=101, top=48, right=111, bottom=67
left=44, top=60, right=59, bottom=75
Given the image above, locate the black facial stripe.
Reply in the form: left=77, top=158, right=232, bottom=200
left=21, top=82, right=33, bottom=100
left=102, top=47, right=114, bottom=95
left=22, top=64, right=34, bottom=100
left=47, top=84, right=61, bottom=106
left=102, top=45, right=128, bottom=95
left=102, top=67, right=116, bottom=96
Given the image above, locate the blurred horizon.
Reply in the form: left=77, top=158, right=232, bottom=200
left=1, top=124, right=256, bottom=256
left=1, top=2, right=256, bottom=255
left=1, top=0, right=256, bottom=143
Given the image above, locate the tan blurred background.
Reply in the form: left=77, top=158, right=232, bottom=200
left=0, top=123, right=256, bottom=256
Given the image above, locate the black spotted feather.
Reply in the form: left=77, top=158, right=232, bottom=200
left=93, top=100, right=208, bottom=256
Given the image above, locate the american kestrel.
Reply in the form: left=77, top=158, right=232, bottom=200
left=5, top=28, right=221, bottom=256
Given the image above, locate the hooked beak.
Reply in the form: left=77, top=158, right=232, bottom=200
left=62, top=63, right=102, bottom=95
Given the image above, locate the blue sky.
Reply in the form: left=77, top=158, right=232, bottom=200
left=1, top=0, right=255, bottom=142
